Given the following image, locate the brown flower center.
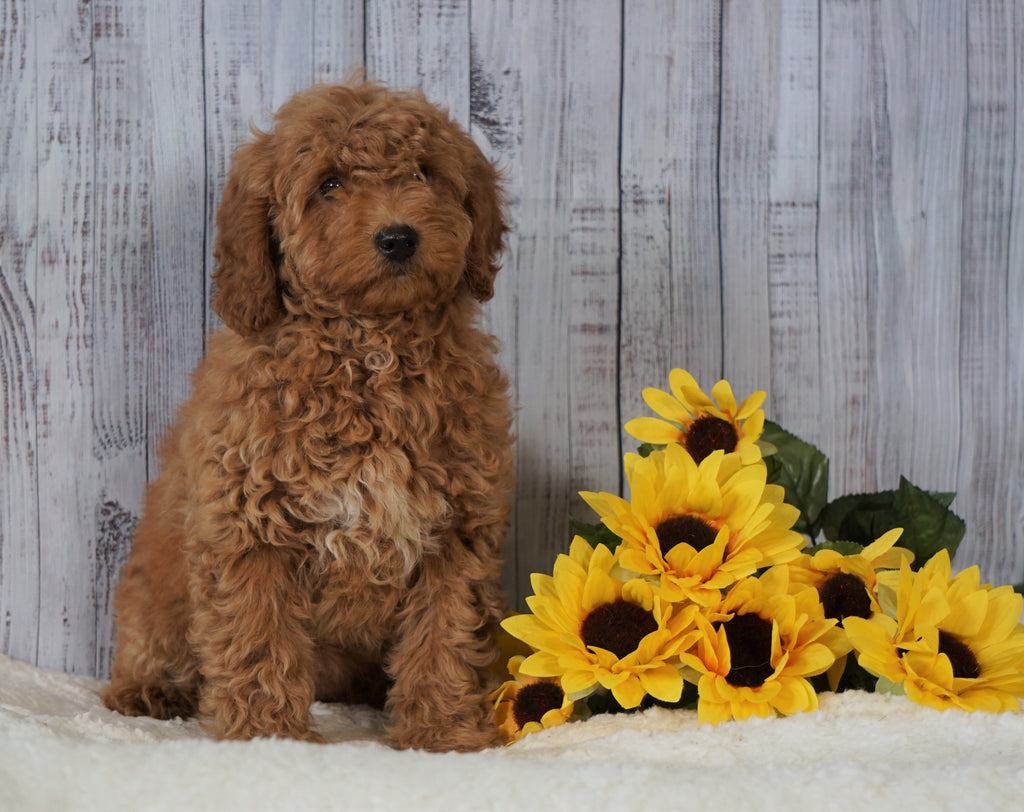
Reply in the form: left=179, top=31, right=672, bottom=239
left=819, top=572, right=873, bottom=627
left=655, top=514, right=718, bottom=558
left=685, top=415, right=739, bottom=463
left=512, top=681, right=565, bottom=729
left=580, top=599, right=658, bottom=659
left=938, top=630, right=981, bottom=680
left=721, top=613, right=775, bottom=688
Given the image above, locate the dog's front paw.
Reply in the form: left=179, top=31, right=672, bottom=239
left=386, top=698, right=503, bottom=752
left=208, top=711, right=326, bottom=743
left=201, top=682, right=322, bottom=742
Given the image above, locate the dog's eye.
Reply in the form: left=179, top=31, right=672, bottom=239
left=412, top=166, right=429, bottom=183
left=317, top=176, right=345, bottom=197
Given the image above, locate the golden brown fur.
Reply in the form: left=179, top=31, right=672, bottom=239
left=102, top=83, right=513, bottom=751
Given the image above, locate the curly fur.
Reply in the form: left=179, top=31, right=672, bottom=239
left=102, top=82, right=514, bottom=751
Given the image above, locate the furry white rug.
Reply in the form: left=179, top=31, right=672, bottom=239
left=2, top=653, right=1022, bottom=811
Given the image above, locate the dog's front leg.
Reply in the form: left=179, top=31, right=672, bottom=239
left=187, top=542, right=322, bottom=742
left=385, top=545, right=504, bottom=752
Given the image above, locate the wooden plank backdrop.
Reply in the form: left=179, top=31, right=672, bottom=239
left=1, top=0, right=1022, bottom=678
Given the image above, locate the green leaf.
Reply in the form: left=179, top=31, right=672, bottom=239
left=809, top=540, right=866, bottom=556
left=818, top=477, right=965, bottom=567
left=819, top=491, right=900, bottom=546
left=892, top=476, right=966, bottom=564
left=761, top=420, right=830, bottom=537
left=927, top=491, right=957, bottom=509
left=569, top=517, right=622, bottom=552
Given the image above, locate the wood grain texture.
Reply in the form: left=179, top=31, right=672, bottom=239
left=0, top=0, right=41, bottom=665
left=33, top=0, right=102, bottom=673
left=144, top=0, right=206, bottom=474
left=818, top=0, right=881, bottom=498
left=366, top=0, right=469, bottom=121
left=957, top=0, right=1018, bottom=583
left=314, top=0, right=365, bottom=82
left=619, top=1, right=723, bottom=443
left=766, top=0, right=821, bottom=442
left=719, top=0, right=773, bottom=398
left=1007, top=1, right=1024, bottom=589
left=870, top=2, right=964, bottom=492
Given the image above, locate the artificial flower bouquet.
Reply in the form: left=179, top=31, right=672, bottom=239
left=492, top=370, right=1024, bottom=743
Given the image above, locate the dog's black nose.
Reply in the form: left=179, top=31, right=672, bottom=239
left=374, top=224, right=419, bottom=263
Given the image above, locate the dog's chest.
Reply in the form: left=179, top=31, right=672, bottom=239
left=284, top=349, right=462, bottom=560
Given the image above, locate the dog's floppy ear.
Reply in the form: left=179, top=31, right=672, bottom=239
left=461, top=142, right=508, bottom=303
left=212, top=132, right=285, bottom=335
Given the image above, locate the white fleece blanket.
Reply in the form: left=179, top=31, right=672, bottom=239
left=2, top=653, right=1022, bottom=811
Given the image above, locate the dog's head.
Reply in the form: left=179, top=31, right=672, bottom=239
left=212, top=83, right=507, bottom=334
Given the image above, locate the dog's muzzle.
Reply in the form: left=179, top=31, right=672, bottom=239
left=374, top=224, right=419, bottom=264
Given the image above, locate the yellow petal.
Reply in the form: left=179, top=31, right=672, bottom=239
left=641, top=386, right=691, bottom=424
left=581, top=584, right=617, bottom=623
left=517, top=651, right=564, bottom=678
left=697, top=699, right=733, bottom=726
left=561, top=669, right=600, bottom=700
left=625, top=417, right=685, bottom=445
left=735, top=389, right=767, bottom=419
left=710, top=380, right=738, bottom=415
left=611, top=675, right=648, bottom=709
left=772, top=676, right=818, bottom=716
left=940, top=589, right=989, bottom=639
left=668, top=369, right=702, bottom=403
left=639, top=664, right=684, bottom=703
left=861, top=527, right=904, bottom=559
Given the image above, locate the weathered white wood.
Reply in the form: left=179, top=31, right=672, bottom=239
left=32, top=0, right=103, bottom=673
left=314, top=0, right=365, bottom=82
left=143, top=0, right=207, bottom=474
left=0, top=0, right=41, bottom=666
left=620, top=1, right=723, bottom=445
left=719, top=0, right=773, bottom=399
left=366, top=0, right=470, bottom=123
left=471, top=0, right=622, bottom=602
left=766, top=0, right=821, bottom=441
left=817, top=0, right=881, bottom=498
left=957, top=0, right=1017, bottom=583
left=1005, top=1, right=1024, bottom=589
left=871, top=2, right=965, bottom=494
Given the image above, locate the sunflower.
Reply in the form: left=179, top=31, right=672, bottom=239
left=844, top=550, right=1024, bottom=712
left=789, top=529, right=914, bottom=626
left=492, top=656, right=576, bottom=743
left=624, top=368, right=766, bottom=464
left=581, top=445, right=806, bottom=606
left=501, top=537, right=700, bottom=709
left=678, top=565, right=846, bottom=724
left=787, top=529, right=914, bottom=688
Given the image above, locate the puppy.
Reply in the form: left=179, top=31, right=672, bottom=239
left=103, top=82, right=514, bottom=752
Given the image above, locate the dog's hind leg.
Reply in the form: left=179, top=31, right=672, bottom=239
left=103, top=474, right=200, bottom=720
